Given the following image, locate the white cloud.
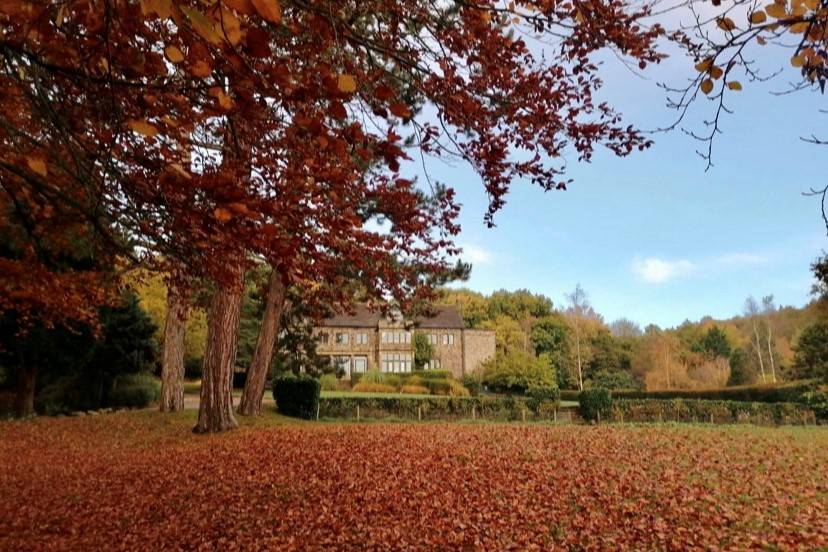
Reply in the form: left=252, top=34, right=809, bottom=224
left=461, top=244, right=493, bottom=265
left=632, top=251, right=772, bottom=284
left=632, top=258, right=696, bottom=284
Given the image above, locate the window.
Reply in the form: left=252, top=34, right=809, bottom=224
left=356, top=333, right=368, bottom=345
left=427, top=359, right=441, bottom=370
left=335, top=332, right=348, bottom=345
left=381, top=353, right=413, bottom=373
left=442, top=333, right=455, bottom=346
left=334, top=356, right=351, bottom=376
left=381, top=331, right=411, bottom=344
left=318, top=332, right=329, bottom=344
left=427, top=334, right=438, bottom=345
left=353, top=356, right=368, bottom=373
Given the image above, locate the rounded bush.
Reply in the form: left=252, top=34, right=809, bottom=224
left=352, top=382, right=397, bottom=394
left=579, top=388, right=612, bottom=422
left=273, top=374, right=321, bottom=419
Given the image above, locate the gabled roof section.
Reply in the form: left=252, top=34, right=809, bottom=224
left=318, top=304, right=465, bottom=329
left=319, top=304, right=382, bottom=328
left=413, top=305, right=464, bottom=329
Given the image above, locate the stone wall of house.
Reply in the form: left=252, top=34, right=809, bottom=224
left=428, top=330, right=463, bottom=378
left=462, top=329, right=496, bottom=376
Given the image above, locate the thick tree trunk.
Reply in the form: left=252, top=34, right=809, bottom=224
left=193, top=272, right=243, bottom=434
left=14, top=365, right=37, bottom=418
left=238, top=269, right=286, bottom=416
left=159, top=285, right=188, bottom=412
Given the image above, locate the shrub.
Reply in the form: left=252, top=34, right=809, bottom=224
left=352, top=382, right=397, bottom=394
left=410, top=369, right=453, bottom=380
left=318, top=395, right=530, bottom=421
left=401, top=385, right=430, bottom=395
left=579, top=388, right=612, bottom=422
left=404, top=375, right=424, bottom=387
left=109, top=373, right=161, bottom=409
left=482, top=350, right=555, bottom=393
left=359, top=370, right=385, bottom=385
left=610, top=398, right=816, bottom=425
left=319, top=374, right=339, bottom=391
left=383, top=374, right=402, bottom=390
left=462, top=373, right=482, bottom=396
left=526, top=385, right=561, bottom=418
left=426, top=378, right=453, bottom=395
left=184, top=357, right=203, bottom=379
left=272, top=374, right=321, bottom=419
left=609, top=380, right=818, bottom=403
left=447, top=380, right=470, bottom=397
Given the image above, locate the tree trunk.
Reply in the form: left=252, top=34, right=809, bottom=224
left=238, top=269, right=286, bottom=416
left=752, top=320, right=767, bottom=384
left=194, top=271, right=243, bottom=434
left=574, top=321, right=583, bottom=391
left=160, top=285, right=188, bottom=412
left=14, top=364, right=37, bottom=418
left=765, top=327, right=777, bottom=383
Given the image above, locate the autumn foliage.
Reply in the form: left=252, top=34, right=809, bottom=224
left=1, top=414, right=826, bottom=549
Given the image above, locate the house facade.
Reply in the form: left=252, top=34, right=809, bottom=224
left=313, top=305, right=495, bottom=380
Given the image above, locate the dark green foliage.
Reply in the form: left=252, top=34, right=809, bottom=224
left=410, top=369, right=453, bottom=380
left=272, top=374, right=320, bottom=419
left=184, top=357, right=203, bottom=380
left=461, top=373, right=482, bottom=396
left=108, top=374, right=161, bottom=409
left=526, top=385, right=561, bottom=417
left=792, top=322, right=828, bottom=382
left=587, top=369, right=640, bottom=390
left=811, top=251, right=828, bottom=300
left=698, top=326, right=732, bottom=358
left=530, top=314, right=572, bottom=387
left=488, top=289, right=553, bottom=320
left=232, top=371, right=247, bottom=389
left=610, top=399, right=815, bottom=425
left=413, top=333, right=434, bottom=370
left=800, top=388, right=828, bottom=421
left=727, top=347, right=753, bottom=386
left=578, top=388, right=612, bottom=421
left=586, top=330, right=626, bottom=376
left=605, top=380, right=817, bottom=403
left=1, top=290, right=158, bottom=415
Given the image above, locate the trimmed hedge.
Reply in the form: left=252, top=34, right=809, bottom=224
left=610, top=399, right=817, bottom=425
left=109, top=374, right=160, bottom=409
left=526, top=386, right=561, bottom=419
left=319, top=394, right=563, bottom=421
left=578, top=388, right=612, bottom=421
left=272, top=374, right=320, bottom=419
left=561, top=380, right=819, bottom=404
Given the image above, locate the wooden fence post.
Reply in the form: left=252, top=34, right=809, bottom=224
left=418, top=405, right=421, bottom=422
left=553, top=409, right=557, bottom=423
left=472, top=405, right=476, bottom=421
left=522, top=409, right=526, bottom=423
left=316, top=403, right=320, bottom=421
left=356, top=404, right=360, bottom=422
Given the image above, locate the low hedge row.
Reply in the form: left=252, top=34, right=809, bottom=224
left=561, top=380, right=819, bottom=404
left=610, top=399, right=817, bottom=425
left=318, top=395, right=563, bottom=421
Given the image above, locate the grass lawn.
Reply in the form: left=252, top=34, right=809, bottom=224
left=1, top=412, right=826, bottom=550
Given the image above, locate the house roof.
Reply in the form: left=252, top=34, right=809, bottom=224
left=319, top=304, right=465, bottom=329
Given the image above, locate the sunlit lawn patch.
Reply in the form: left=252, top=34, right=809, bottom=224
left=1, top=412, right=826, bottom=550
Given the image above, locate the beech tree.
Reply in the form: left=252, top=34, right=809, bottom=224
left=2, top=0, right=666, bottom=430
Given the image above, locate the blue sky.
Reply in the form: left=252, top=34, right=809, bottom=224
left=404, top=34, right=827, bottom=329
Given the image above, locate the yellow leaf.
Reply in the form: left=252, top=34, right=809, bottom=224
left=789, top=21, right=809, bottom=33
left=700, top=79, right=714, bottom=95
left=337, top=74, right=357, bottom=93
left=26, top=156, right=48, bottom=177
left=251, top=0, right=281, bottom=23
left=180, top=6, right=222, bottom=45
left=749, top=10, right=767, bottom=23
left=727, top=81, right=743, bottom=90
left=695, top=58, right=713, bottom=72
left=765, top=3, right=788, bottom=18
left=217, top=7, right=242, bottom=45
left=216, top=91, right=234, bottom=109
left=128, top=119, right=159, bottom=137
left=717, top=17, right=737, bottom=31
left=790, top=55, right=806, bottom=67
left=164, top=46, right=185, bottom=64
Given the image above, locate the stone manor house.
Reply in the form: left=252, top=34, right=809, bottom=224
left=314, top=305, right=495, bottom=380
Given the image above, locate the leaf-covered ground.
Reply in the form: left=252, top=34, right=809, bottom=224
left=1, top=413, right=826, bottom=551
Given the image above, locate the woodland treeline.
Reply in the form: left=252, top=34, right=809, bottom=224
left=444, top=254, right=828, bottom=391
left=2, top=0, right=827, bottom=431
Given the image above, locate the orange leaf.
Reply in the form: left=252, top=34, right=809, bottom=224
left=164, top=46, right=185, bottom=64
left=749, top=10, right=767, bottom=24
left=727, top=81, right=743, bottom=91
left=127, top=119, right=159, bottom=137
left=213, top=207, right=233, bottom=223
left=251, top=0, right=281, bottom=23
left=700, top=79, right=714, bottom=95
left=790, top=55, right=806, bottom=67
left=765, top=3, right=788, bottom=18
left=337, top=74, right=357, bottom=93
left=26, top=156, right=48, bottom=177
left=389, top=102, right=412, bottom=118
